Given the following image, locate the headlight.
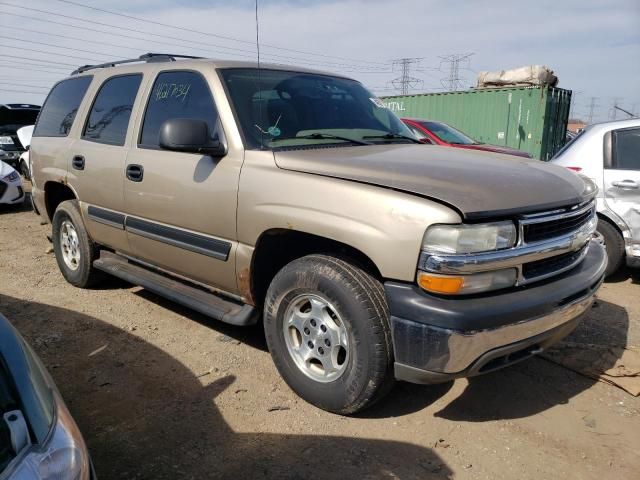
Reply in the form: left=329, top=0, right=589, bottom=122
left=3, top=171, right=19, bottom=182
left=417, top=268, right=517, bottom=295
left=9, top=395, right=90, bottom=480
left=422, top=221, right=517, bottom=254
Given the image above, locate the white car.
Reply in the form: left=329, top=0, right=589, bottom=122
left=551, top=118, right=640, bottom=275
left=0, top=160, right=24, bottom=205
left=16, top=125, right=34, bottom=180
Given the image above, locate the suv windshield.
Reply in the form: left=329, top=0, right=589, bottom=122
left=220, top=68, right=414, bottom=149
left=419, top=121, right=477, bottom=145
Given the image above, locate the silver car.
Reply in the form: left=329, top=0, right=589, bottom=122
left=552, top=118, right=640, bottom=275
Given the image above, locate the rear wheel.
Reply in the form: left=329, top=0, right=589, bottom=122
left=597, top=218, right=625, bottom=277
left=52, top=200, right=104, bottom=288
left=264, top=254, right=394, bottom=415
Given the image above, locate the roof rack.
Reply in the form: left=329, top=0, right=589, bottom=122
left=71, top=53, right=204, bottom=75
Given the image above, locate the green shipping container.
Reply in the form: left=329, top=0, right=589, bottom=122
left=381, top=86, right=572, bottom=160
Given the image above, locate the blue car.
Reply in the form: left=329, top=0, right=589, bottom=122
left=0, top=313, right=93, bottom=479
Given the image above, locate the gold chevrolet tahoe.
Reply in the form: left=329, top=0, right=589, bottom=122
left=30, top=54, right=607, bottom=414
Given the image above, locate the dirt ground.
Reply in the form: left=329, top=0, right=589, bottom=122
left=1, top=197, right=639, bottom=480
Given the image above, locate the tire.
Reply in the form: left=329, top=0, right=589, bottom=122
left=597, top=218, right=625, bottom=277
left=264, top=254, right=394, bottom=415
left=19, top=160, right=30, bottom=180
left=52, top=200, right=104, bottom=288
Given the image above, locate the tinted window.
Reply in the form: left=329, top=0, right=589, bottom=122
left=83, top=74, right=141, bottom=145
left=613, top=127, right=640, bottom=170
left=140, top=71, right=219, bottom=147
left=33, top=76, right=92, bottom=137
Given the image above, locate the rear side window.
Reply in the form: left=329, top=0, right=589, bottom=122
left=612, top=127, right=640, bottom=170
left=83, top=74, right=142, bottom=146
left=33, top=76, right=92, bottom=137
left=139, top=71, right=219, bottom=148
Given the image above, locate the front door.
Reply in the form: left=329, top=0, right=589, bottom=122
left=603, top=126, right=640, bottom=251
left=123, top=69, right=242, bottom=293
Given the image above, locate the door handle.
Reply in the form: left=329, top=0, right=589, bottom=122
left=612, top=180, right=639, bottom=190
left=126, top=164, right=144, bottom=182
left=72, top=155, right=85, bottom=170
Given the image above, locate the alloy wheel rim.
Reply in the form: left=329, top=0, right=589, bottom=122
left=60, top=219, right=81, bottom=271
left=283, top=293, right=350, bottom=383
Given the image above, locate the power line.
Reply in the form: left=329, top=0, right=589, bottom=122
left=1, top=9, right=387, bottom=73
left=51, top=0, right=387, bottom=66
left=0, top=35, right=115, bottom=60
left=0, top=63, right=68, bottom=75
left=439, top=53, right=474, bottom=91
left=389, top=58, right=423, bottom=95
left=0, top=82, right=50, bottom=90
left=1, top=54, right=77, bottom=68
left=0, top=88, right=48, bottom=95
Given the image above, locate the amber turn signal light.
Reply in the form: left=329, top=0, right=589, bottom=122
left=417, top=272, right=464, bottom=294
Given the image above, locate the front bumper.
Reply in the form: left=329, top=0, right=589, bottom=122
left=386, top=240, right=607, bottom=384
left=0, top=179, right=24, bottom=205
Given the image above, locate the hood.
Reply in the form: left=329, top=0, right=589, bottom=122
left=274, top=144, right=593, bottom=220
left=462, top=143, right=532, bottom=158
left=16, top=125, right=34, bottom=149
left=0, top=161, right=17, bottom=178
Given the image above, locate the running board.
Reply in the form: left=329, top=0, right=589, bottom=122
left=93, top=252, right=257, bottom=326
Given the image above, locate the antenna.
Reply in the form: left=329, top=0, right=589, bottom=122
left=255, top=0, right=261, bottom=67
left=255, top=0, right=264, bottom=148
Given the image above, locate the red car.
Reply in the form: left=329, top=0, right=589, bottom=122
left=402, top=118, right=533, bottom=158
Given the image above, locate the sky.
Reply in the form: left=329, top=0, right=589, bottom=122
left=0, top=0, right=638, bottom=123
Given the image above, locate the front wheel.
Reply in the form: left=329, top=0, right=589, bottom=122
left=264, top=255, right=394, bottom=415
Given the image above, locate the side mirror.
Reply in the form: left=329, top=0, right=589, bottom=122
left=159, top=118, right=227, bottom=157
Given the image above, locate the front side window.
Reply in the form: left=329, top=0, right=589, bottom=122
left=33, top=76, right=93, bottom=137
left=613, top=127, right=640, bottom=170
left=219, top=68, right=413, bottom=150
left=140, top=71, right=220, bottom=148
left=83, top=74, right=142, bottom=145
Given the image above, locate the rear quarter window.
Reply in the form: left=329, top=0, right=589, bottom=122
left=34, top=76, right=93, bottom=137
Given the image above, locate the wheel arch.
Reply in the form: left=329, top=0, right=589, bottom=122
left=248, top=228, right=383, bottom=307
left=44, top=181, right=78, bottom=221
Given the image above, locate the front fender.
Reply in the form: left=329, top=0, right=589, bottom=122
left=237, top=151, right=461, bottom=281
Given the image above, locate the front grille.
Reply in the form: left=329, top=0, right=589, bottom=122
left=522, top=245, right=587, bottom=280
left=0, top=181, right=7, bottom=199
left=522, top=205, right=593, bottom=243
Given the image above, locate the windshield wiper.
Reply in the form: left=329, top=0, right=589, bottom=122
left=362, top=133, right=422, bottom=144
left=273, top=132, right=372, bottom=146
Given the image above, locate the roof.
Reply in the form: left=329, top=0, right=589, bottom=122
left=68, top=53, right=347, bottom=80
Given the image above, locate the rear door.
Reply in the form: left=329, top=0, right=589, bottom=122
left=123, top=69, right=242, bottom=293
left=604, top=126, right=640, bottom=246
left=68, top=73, right=144, bottom=254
